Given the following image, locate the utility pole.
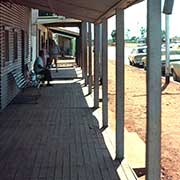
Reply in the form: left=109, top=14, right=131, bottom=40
left=165, top=14, right=170, bottom=79
left=161, top=0, right=174, bottom=91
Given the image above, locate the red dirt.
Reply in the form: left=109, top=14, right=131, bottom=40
left=108, top=60, right=180, bottom=180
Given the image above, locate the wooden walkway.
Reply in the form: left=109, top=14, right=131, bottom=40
left=0, top=68, right=121, bottom=180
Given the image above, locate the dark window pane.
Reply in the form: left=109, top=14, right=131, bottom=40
left=13, top=31, right=18, bottom=60
left=5, top=30, right=9, bottom=63
left=26, top=32, right=29, bottom=58
left=39, top=10, right=53, bottom=16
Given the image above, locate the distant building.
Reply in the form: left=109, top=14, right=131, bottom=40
left=31, top=9, right=53, bottom=69
left=31, top=10, right=80, bottom=61
left=0, top=6, right=81, bottom=110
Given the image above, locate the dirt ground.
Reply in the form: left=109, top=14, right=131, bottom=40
left=107, top=60, right=180, bottom=180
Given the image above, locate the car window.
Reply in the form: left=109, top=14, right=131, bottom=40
left=131, top=49, right=136, bottom=54
left=138, top=48, right=147, bottom=53
left=161, top=49, right=180, bottom=55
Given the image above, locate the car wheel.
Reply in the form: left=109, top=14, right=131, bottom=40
left=161, top=70, right=165, bottom=76
left=132, top=61, right=135, bottom=66
left=172, top=70, right=178, bottom=81
left=141, top=62, right=144, bottom=68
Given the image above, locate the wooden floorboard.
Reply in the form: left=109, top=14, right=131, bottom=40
left=0, top=68, right=121, bottom=180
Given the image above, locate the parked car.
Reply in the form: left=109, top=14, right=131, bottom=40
left=142, top=54, right=180, bottom=75
left=162, top=43, right=180, bottom=49
left=162, top=55, right=180, bottom=74
left=128, top=46, right=147, bottom=66
left=171, top=62, right=180, bottom=81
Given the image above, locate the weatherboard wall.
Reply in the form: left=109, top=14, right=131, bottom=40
left=0, top=2, right=31, bottom=110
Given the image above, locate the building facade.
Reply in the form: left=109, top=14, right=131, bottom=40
left=0, top=2, right=31, bottom=110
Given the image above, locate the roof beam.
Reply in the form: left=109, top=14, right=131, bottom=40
left=3, top=0, right=97, bottom=22
left=43, top=22, right=81, bottom=28
left=49, top=28, right=79, bottom=37
left=51, top=0, right=103, bottom=13
left=1, top=0, right=143, bottom=23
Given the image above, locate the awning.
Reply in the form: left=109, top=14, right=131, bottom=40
left=49, top=27, right=80, bottom=37
left=36, top=17, right=81, bottom=27
left=1, top=0, right=143, bottom=22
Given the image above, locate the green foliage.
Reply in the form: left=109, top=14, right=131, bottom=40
left=162, top=30, right=166, bottom=42
left=140, top=27, right=146, bottom=38
left=125, top=29, right=131, bottom=40
left=130, top=36, right=138, bottom=43
left=111, top=30, right=116, bottom=42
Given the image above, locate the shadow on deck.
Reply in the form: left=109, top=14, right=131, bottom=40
left=0, top=67, right=123, bottom=180
left=51, top=67, right=82, bottom=80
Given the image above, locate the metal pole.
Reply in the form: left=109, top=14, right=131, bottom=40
left=81, top=22, right=85, bottom=78
left=99, top=24, right=103, bottom=85
left=146, top=0, right=161, bottom=180
left=88, top=22, right=92, bottom=94
left=79, top=24, right=83, bottom=70
left=94, top=23, right=100, bottom=108
left=84, top=22, right=88, bottom=86
left=115, top=8, right=124, bottom=161
left=165, top=15, right=170, bottom=76
left=161, top=15, right=171, bottom=91
left=75, top=38, right=78, bottom=66
left=102, top=19, right=108, bottom=127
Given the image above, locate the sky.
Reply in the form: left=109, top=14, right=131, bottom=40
left=108, top=0, right=180, bottom=39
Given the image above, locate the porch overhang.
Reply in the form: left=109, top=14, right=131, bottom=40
left=1, top=0, right=143, bottom=22
left=49, top=27, right=79, bottom=37
left=36, top=17, right=81, bottom=28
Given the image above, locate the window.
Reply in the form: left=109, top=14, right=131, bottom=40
left=138, top=48, right=147, bottom=54
left=25, top=32, right=29, bottom=58
left=13, top=31, right=18, bottom=61
left=4, top=30, right=9, bottom=64
left=39, top=10, right=54, bottom=16
left=131, top=49, right=136, bottom=54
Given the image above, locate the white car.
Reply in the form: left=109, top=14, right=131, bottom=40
left=171, top=62, right=180, bottom=81
left=128, top=46, right=147, bottom=66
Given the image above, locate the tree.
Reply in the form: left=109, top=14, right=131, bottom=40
left=111, top=30, right=116, bottom=42
left=131, top=36, right=137, bottom=42
left=140, top=27, right=146, bottom=39
left=161, top=30, right=166, bottom=42
left=126, top=29, right=131, bottom=40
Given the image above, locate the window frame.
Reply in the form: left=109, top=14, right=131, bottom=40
left=4, top=27, right=10, bottom=66
left=25, top=32, right=29, bottom=58
left=13, top=29, right=18, bottom=62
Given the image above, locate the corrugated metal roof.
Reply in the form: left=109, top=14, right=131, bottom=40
left=36, top=17, right=81, bottom=24
left=36, top=17, right=81, bottom=27
left=1, top=0, right=143, bottom=22
left=49, top=27, right=80, bottom=37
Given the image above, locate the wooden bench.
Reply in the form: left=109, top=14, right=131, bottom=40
left=12, top=70, right=41, bottom=90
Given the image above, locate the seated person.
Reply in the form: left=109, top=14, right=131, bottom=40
left=46, top=57, right=53, bottom=69
left=34, top=50, right=53, bottom=86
